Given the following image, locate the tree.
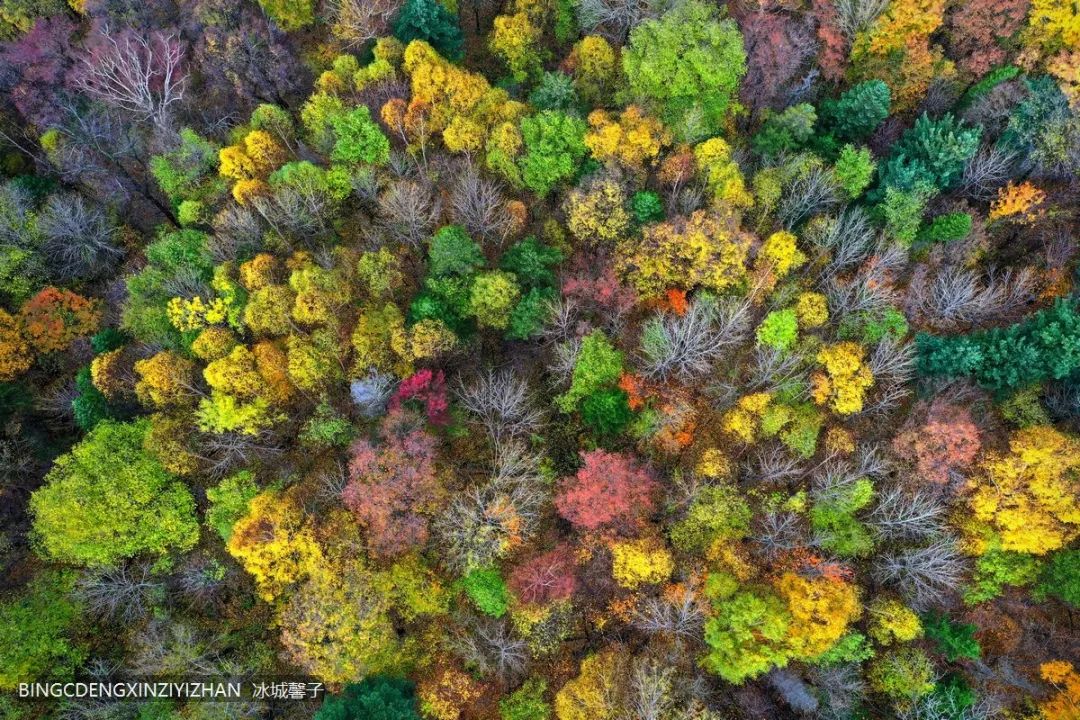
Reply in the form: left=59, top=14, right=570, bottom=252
left=19, top=287, right=102, bottom=354
left=509, top=546, right=577, bottom=606
left=817, top=80, right=891, bottom=145
left=280, top=563, right=400, bottom=683
left=564, top=178, right=630, bottom=246
left=621, top=0, right=746, bottom=139
left=0, top=571, right=84, bottom=691
left=343, top=410, right=442, bottom=558
left=30, top=420, right=199, bottom=566
left=331, top=106, right=391, bottom=167
left=206, top=470, right=259, bottom=541
left=584, top=106, right=671, bottom=174
left=554, top=649, right=628, bottom=720
left=610, top=538, right=673, bottom=588
left=518, top=111, right=588, bottom=197
left=490, top=13, right=546, bottom=83
left=256, top=0, right=316, bottom=30
left=316, top=678, right=421, bottom=720
left=329, top=0, right=401, bottom=49
left=554, top=450, right=657, bottom=533
left=469, top=270, right=522, bottom=330
left=462, top=567, right=511, bottom=617
left=0, top=308, right=31, bottom=381
left=74, top=26, right=187, bottom=130
left=670, top=483, right=751, bottom=553
left=892, top=399, right=980, bottom=485
left=394, top=0, right=464, bottom=61
left=429, top=225, right=485, bottom=278
left=556, top=330, right=623, bottom=412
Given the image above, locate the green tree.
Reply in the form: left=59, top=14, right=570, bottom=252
left=557, top=330, right=623, bottom=412
left=429, top=225, right=485, bottom=278
left=468, top=270, right=521, bottom=329
left=833, top=145, right=876, bottom=199
left=499, top=236, right=563, bottom=289
left=0, top=571, right=84, bottom=691
left=393, top=0, right=464, bottom=61
left=500, top=678, right=550, bottom=720
left=314, top=677, right=421, bottom=720
left=30, top=420, right=200, bottom=566
left=622, top=0, right=746, bottom=139
left=921, top=613, right=980, bottom=662
left=331, top=106, right=391, bottom=167
left=462, top=567, right=511, bottom=618
left=518, top=111, right=588, bottom=197
left=1037, top=549, right=1080, bottom=607
left=818, top=80, right=891, bottom=144
left=206, top=471, right=260, bottom=541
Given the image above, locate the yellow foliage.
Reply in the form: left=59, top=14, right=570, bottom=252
left=812, top=342, right=874, bottom=415
left=569, top=35, right=619, bottom=106
left=489, top=12, right=544, bottom=82
left=757, top=231, right=807, bottom=278
left=610, top=538, right=674, bottom=589
left=617, top=210, right=751, bottom=298
left=554, top=649, right=626, bottom=720
left=861, top=0, right=944, bottom=56
left=1039, top=660, right=1080, bottom=720
left=227, top=490, right=323, bottom=602
left=167, top=295, right=229, bottom=332
left=721, top=392, right=772, bottom=443
left=989, top=181, right=1047, bottom=221
left=409, top=318, right=458, bottom=360
left=1026, top=0, right=1080, bottom=56
left=191, top=327, right=239, bottom=361
left=134, top=351, right=196, bottom=408
left=252, top=340, right=295, bottom=405
left=868, top=598, right=923, bottom=646
left=696, top=448, right=732, bottom=480
left=584, top=106, right=671, bottom=173
left=203, top=345, right=267, bottom=399
left=239, top=253, right=280, bottom=291
left=564, top=179, right=630, bottom=245
left=968, top=426, right=1080, bottom=555
left=0, top=308, right=31, bottom=381
left=796, top=292, right=829, bottom=328
left=777, top=573, right=862, bottom=659
left=694, top=137, right=753, bottom=209
left=243, top=285, right=295, bottom=337
left=219, top=130, right=285, bottom=181
left=90, top=349, right=125, bottom=400
left=351, top=302, right=412, bottom=377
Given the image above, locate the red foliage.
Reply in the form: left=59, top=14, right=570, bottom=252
left=18, top=287, right=102, bottom=354
left=389, top=368, right=450, bottom=425
left=0, top=17, right=76, bottom=128
left=561, top=257, right=638, bottom=319
left=509, top=544, right=578, bottom=605
left=946, top=0, right=1029, bottom=77
left=892, top=399, right=981, bottom=486
left=554, top=450, right=658, bottom=533
left=737, top=9, right=816, bottom=112
left=342, top=409, right=442, bottom=557
left=810, top=0, right=847, bottom=83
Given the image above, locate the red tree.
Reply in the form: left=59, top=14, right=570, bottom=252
left=893, top=399, right=981, bottom=486
left=554, top=450, right=658, bottom=533
left=389, top=368, right=450, bottom=425
left=509, top=544, right=577, bottom=605
left=946, top=0, right=1029, bottom=78
left=737, top=10, right=816, bottom=113
left=18, top=287, right=102, bottom=354
left=343, top=409, right=442, bottom=557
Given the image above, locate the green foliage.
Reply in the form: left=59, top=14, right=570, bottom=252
left=756, top=309, right=799, bottom=352
left=965, top=549, right=1042, bottom=604
left=124, top=229, right=214, bottom=348
left=630, top=190, right=664, bottom=224
left=917, top=212, right=972, bottom=244
left=177, top=200, right=206, bottom=226
left=702, top=586, right=791, bottom=684
left=810, top=476, right=875, bottom=558
left=506, top=287, right=554, bottom=341
left=818, top=80, right=891, bottom=144
left=462, top=567, right=510, bottom=617
left=330, top=106, right=391, bottom=167
left=206, top=470, right=259, bottom=541
left=393, top=0, right=464, bottom=61
left=518, top=111, right=588, bottom=197
left=868, top=647, right=935, bottom=701
left=876, top=114, right=981, bottom=195
left=622, top=0, right=746, bottom=139
left=500, top=236, right=563, bottom=289
left=429, top=225, right=485, bottom=278
left=72, top=366, right=114, bottom=431
left=0, top=571, right=84, bottom=691
left=91, top=328, right=128, bottom=354
left=753, top=104, right=817, bottom=157
left=670, top=484, right=751, bottom=552
left=300, top=401, right=358, bottom=448
left=959, top=66, right=1020, bottom=109
left=879, top=185, right=932, bottom=246
left=812, top=632, right=875, bottom=666
left=256, top=0, right=315, bottom=30
left=917, top=299, right=1080, bottom=393
left=500, top=678, right=551, bottom=720
left=839, top=307, right=909, bottom=345
left=557, top=330, right=623, bottom=412
left=149, top=128, right=223, bottom=206
left=921, top=613, right=980, bottom=662
left=833, top=145, right=876, bottom=199
left=528, top=72, right=579, bottom=112
left=580, top=387, right=633, bottom=437
left=314, top=677, right=420, bottom=720
left=1037, top=549, right=1080, bottom=607
left=30, top=420, right=200, bottom=566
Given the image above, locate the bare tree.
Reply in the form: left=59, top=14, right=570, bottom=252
left=638, top=297, right=751, bottom=381
left=574, top=0, right=670, bottom=43
left=961, top=145, right=1018, bottom=201
left=872, top=538, right=968, bottom=609
left=909, top=266, right=1037, bottom=330
left=767, top=669, right=819, bottom=714
left=809, top=664, right=866, bottom=720
left=868, top=486, right=947, bottom=542
left=75, top=26, right=187, bottom=130
left=450, top=163, right=514, bottom=247
left=376, top=179, right=441, bottom=248
left=75, top=565, right=162, bottom=623
left=748, top=346, right=808, bottom=397
left=455, top=369, right=542, bottom=444
left=449, top=618, right=529, bottom=682
left=328, top=0, right=400, bottom=48
left=37, top=194, right=121, bottom=281
left=754, top=511, right=805, bottom=558
left=632, top=586, right=705, bottom=644
left=622, top=659, right=677, bottom=720
left=779, top=166, right=840, bottom=229
left=833, top=0, right=889, bottom=38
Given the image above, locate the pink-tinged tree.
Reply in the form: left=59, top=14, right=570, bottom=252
left=389, top=368, right=450, bottom=426
left=946, top=0, right=1029, bottom=77
left=0, top=17, right=77, bottom=128
left=74, top=24, right=187, bottom=130
left=342, top=409, right=442, bottom=558
left=509, top=544, right=577, bottom=606
left=554, top=450, right=658, bottom=533
left=737, top=10, right=816, bottom=113
left=892, top=399, right=981, bottom=486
